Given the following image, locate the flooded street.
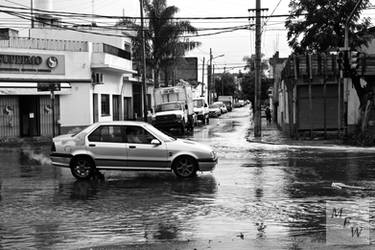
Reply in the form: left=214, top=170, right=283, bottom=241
left=1, top=106, right=375, bottom=249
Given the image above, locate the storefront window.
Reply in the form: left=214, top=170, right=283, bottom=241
left=101, top=94, right=110, bottom=116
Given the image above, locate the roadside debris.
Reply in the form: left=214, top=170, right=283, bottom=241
left=331, top=182, right=366, bottom=190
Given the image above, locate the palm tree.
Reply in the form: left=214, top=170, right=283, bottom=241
left=143, top=0, right=200, bottom=87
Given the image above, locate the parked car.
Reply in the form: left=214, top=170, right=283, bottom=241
left=50, top=121, right=218, bottom=179
left=209, top=103, right=222, bottom=117
left=213, top=101, right=227, bottom=114
left=193, top=97, right=209, bottom=125
left=233, top=102, right=242, bottom=108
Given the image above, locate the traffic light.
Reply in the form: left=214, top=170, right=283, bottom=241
left=337, top=51, right=344, bottom=71
left=337, top=50, right=350, bottom=77
left=350, top=51, right=359, bottom=70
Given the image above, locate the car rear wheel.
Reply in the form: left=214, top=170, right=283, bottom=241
left=172, top=156, right=197, bottom=178
left=70, top=156, right=95, bottom=180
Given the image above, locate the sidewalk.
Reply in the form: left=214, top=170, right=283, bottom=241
left=0, top=136, right=52, bottom=148
left=247, top=118, right=344, bottom=147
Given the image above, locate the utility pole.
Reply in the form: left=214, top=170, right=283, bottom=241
left=212, top=64, right=215, bottom=101
left=254, top=0, right=262, bottom=137
left=139, top=0, right=148, bottom=122
left=208, top=48, right=213, bottom=104
left=201, top=57, right=205, bottom=97
left=31, top=0, right=34, bottom=28
left=51, top=90, right=55, bottom=137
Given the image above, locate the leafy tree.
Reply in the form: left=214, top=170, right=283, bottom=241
left=241, top=54, right=270, bottom=103
left=286, top=0, right=373, bottom=52
left=240, top=73, right=271, bottom=105
left=214, top=72, right=236, bottom=97
left=285, top=0, right=375, bottom=139
left=118, top=0, right=200, bottom=87
left=143, top=0, right=200, bottom=87
left=240, top=55, right=271, bottom=104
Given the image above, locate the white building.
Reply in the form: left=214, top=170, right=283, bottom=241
left=0, top=1, right=144, bottom=138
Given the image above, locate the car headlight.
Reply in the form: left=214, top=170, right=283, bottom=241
left=210, top=151, right=217, bottom=159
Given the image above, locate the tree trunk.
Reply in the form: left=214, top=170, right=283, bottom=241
left=154, top=67, right=160, bottom=88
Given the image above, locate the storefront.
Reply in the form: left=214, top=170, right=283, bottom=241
left=0, top=28, right=136, bottom=139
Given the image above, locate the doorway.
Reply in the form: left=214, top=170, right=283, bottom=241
left=113, top=95, right=120, bottom=121
left=93, top=94, right=98, bottom=123
left=19, top=96, right=40, bottom=137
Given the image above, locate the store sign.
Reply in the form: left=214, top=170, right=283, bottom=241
left=37, top=82, right=61, bottom=92
left=0, top=53, right=65, bottom=75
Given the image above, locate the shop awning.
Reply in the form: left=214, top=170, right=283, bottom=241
left=0, top=82, right=72, bottom=95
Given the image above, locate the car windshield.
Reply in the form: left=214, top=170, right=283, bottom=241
left=144, top=124, right=176, bottom=142
left=193, top=99, right=204, bottom=108
left=209, top=104, right=220, bottom=108
left=71, top=125, right=90, bottom=137
left=155, top=103, right=182, bottom=112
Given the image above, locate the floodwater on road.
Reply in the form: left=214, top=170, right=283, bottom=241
left=1, top=106, right=375, bottom=249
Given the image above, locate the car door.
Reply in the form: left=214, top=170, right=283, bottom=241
left=125, top=125, right=169, bottom=170
left=86, top=125, right=127, bottom=170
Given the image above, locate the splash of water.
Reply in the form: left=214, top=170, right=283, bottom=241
left=22, top=149, right=51, bottom=165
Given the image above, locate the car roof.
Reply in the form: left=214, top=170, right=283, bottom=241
left=92, top=121, right=150, bottom=127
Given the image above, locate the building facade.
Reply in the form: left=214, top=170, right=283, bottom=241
left=0, top=25, right=138, bottom=138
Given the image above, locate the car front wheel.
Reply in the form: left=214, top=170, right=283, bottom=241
left=172, top=156, right=197, bottom=178
left=70, top=156, right=95, bottom=180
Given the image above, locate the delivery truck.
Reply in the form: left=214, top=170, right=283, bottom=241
left=152, top=80, right=195, bottom=134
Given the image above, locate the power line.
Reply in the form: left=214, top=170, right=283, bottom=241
left=0, top=5, right=303, bottom=20
left=262, top=0, right=284, bottom=34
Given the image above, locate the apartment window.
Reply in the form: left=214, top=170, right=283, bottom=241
left=92, top=72, right=103, bottom=84
left=101, top=94, right=110, bottom=116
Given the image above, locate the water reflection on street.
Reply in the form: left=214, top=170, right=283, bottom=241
left=1, top=106, right=375, bottom=249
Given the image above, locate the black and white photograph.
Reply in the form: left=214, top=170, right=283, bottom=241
left=1, top=0, right=375, bottom=249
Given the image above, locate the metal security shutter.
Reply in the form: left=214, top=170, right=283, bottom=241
left=0, top=96, right=19, bottom=137
left=40, top=95, right=60, bottom=136
left=297, top=84, right=342, bottom=130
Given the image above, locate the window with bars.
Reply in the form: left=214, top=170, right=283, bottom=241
left=101, top=94, right=110, bottom=116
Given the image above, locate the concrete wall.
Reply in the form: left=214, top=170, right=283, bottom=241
left=60, top=83, right=92, bottom=127
left=347, top=78, right=361, bottom=132
left=30, top=28, right=131, bottom=50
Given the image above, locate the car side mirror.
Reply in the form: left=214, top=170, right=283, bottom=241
left=204, top=103, right=208, bottom=107
left=151, top=139, right=161, bottom=145
left=185, top=104, right=188, bottom=109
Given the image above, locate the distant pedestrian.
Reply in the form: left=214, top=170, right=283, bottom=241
left=265, top=106, right=271, bottom=124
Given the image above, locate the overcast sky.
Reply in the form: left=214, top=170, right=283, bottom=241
left=3, top=0, right=375, bottom=76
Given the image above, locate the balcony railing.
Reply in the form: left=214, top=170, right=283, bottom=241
left=93, top=43, right=131, bottom=60
left=0, top=37, right=88, bottom=52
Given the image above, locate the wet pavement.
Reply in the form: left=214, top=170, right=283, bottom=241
left=1, top=106, right=375, bottom=249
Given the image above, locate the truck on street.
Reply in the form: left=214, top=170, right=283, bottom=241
left=218, top=95, right=233, bottom=112
left=152, top=81, right=195, bottom=134
left=193, top=97, right=209, bottom=125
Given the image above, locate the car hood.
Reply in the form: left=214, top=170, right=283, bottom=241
left=154, top=110, right=183, bottom=117
left=53, top=133, right=74, bottom=142
left=166, top=138, right=212, bottom=153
